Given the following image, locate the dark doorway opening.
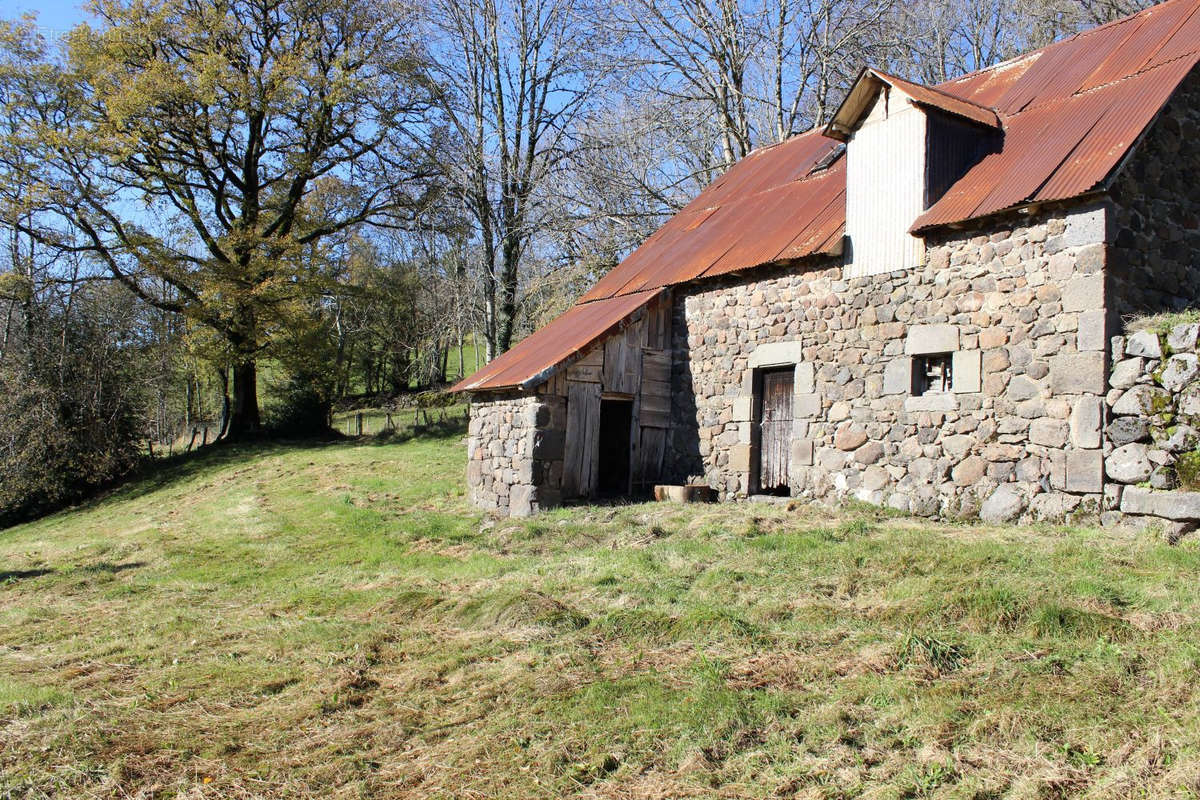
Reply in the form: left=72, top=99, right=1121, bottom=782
left=756, top=367, right=794, bottom=496
left=597, top=398, right=633, bottom=496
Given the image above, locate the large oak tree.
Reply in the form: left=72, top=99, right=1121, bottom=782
left=0, top=0, right=436, bottom=438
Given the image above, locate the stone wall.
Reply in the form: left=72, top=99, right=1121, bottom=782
left=667, top=206, right=1111, bottom=522
left=466, top=391, right=565, bottom=516
left=1108, top=68, right=1200, bottom=318
left=1104, top=324, right=1200, bottom=539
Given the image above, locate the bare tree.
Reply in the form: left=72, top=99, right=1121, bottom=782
left=758, top=0, right=898, bottom=137
left=423, top=0, right=614, bottom=357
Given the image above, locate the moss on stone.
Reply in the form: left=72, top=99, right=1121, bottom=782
left=1174, top=450, right=1200, bottom=490
left=1149, top=392, right=1174, bottom=416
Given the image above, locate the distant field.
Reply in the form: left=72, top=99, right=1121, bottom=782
left=3, top=427, right=1200, bottom=797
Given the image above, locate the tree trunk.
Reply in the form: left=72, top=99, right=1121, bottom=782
left=496, top=240, right=520, bottom=353
left=457, top=328, right=464, bottom=381
left=216, top=367, right=232, bottom=440
left=227, top=359, right=261, bottom=439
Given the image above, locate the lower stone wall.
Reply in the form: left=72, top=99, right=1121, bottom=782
left=466, top=392, right=565, bottom=516
left=1104, top=324, right=1200, bottom=539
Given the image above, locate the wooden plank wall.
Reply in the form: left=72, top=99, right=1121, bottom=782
left=558, top=293, right=673, bottom=498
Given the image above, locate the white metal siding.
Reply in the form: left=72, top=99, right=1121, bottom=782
left=845, top=91, right=927, bottom=278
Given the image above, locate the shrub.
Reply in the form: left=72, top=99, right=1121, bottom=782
left=263, top=368, right=333, bottom=437
left=0, top=289, right=147, bottom=526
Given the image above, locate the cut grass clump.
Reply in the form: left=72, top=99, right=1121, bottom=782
left=1027, top=603, right=1133, bottom=641
left=459, top=589, right=590, bottom=633
left=897, top=633, right=968, bottom=674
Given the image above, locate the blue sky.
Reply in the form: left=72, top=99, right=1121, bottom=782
left=2, top=0, right=89, bottom=32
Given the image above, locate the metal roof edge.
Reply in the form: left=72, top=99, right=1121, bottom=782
left=1097, top=56, right=1200, bottom=194
left=910, top=190, right=1110, bottom=236
left=824, top=67, right=1003, bottom=141
left=449, top=289, right=668, bottom=395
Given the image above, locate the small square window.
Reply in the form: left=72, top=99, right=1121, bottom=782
left=912, top=353, right=953, bottom=395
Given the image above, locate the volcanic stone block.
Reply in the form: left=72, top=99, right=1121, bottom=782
left=1049, top=352, right=1106, bottom=395
left=905, top=324, right=959, bottom=355
left=1064, top=450, right=1103, bottom=493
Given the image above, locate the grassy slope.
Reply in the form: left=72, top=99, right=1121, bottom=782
left=2, top=430, right=1200, bottom=798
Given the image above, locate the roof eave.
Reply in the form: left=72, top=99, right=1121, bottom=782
left=910, top=189, right=1110, bottom=235
left=824, top=67, right=1004, bottom=141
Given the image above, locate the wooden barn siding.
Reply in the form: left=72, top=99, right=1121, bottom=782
left=545, top=294, right=672, bottom=498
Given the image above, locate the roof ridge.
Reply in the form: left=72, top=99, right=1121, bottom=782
left=935, top=0, right=1195, bottom=92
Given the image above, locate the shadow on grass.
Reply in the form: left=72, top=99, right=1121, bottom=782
left=0, top=567, right=54, bottom=584
left=363, top=418, right=468, bottom=446
left=0, top=560, right=145, bottom=586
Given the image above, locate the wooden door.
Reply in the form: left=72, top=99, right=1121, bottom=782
left=757, top=369, right=793, bottom=493
left=563, top=382, right=602, bottom=498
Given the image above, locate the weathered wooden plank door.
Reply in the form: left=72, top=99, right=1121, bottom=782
left=635, top=426, right=667, bottom=486
left=563, top=381, right=602, bottom=498
left=757, top=369, right=793, bottom=492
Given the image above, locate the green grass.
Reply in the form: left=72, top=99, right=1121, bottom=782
left=3, top=428, right=1200, bottom=798
left=1125, top=308, right=1200, bottom=335
left=445, top=332, right=485, bottom=383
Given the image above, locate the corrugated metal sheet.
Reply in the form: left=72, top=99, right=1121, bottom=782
left=448, top=290, right=659, bottom=392
left=845, top=97, right=927, bottom=278
left=915, top=0, right=1200, bottom=231
left=457, top=0, right=1200, bottom=392
left=576, top=133, right=845, bottom=304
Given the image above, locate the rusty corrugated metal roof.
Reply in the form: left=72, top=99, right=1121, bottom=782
left=455, top=0, right=1200, bottom=392
left=449, top=290, right=659, bottom=392
left=577, top=134, right=845, bottom=304
left=915, top=0, right=1200, bottom=230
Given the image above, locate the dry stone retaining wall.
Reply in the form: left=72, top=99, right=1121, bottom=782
left=1104, top=324, right=1200, bottom=539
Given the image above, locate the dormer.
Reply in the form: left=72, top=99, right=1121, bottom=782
left=824, top=69, right=1002, bottom=278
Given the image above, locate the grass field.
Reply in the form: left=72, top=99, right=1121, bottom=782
left=3, top=425, right=1200, bottom=798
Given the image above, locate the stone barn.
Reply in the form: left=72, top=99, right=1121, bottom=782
left=451, top=0, right=1200, bottom=521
